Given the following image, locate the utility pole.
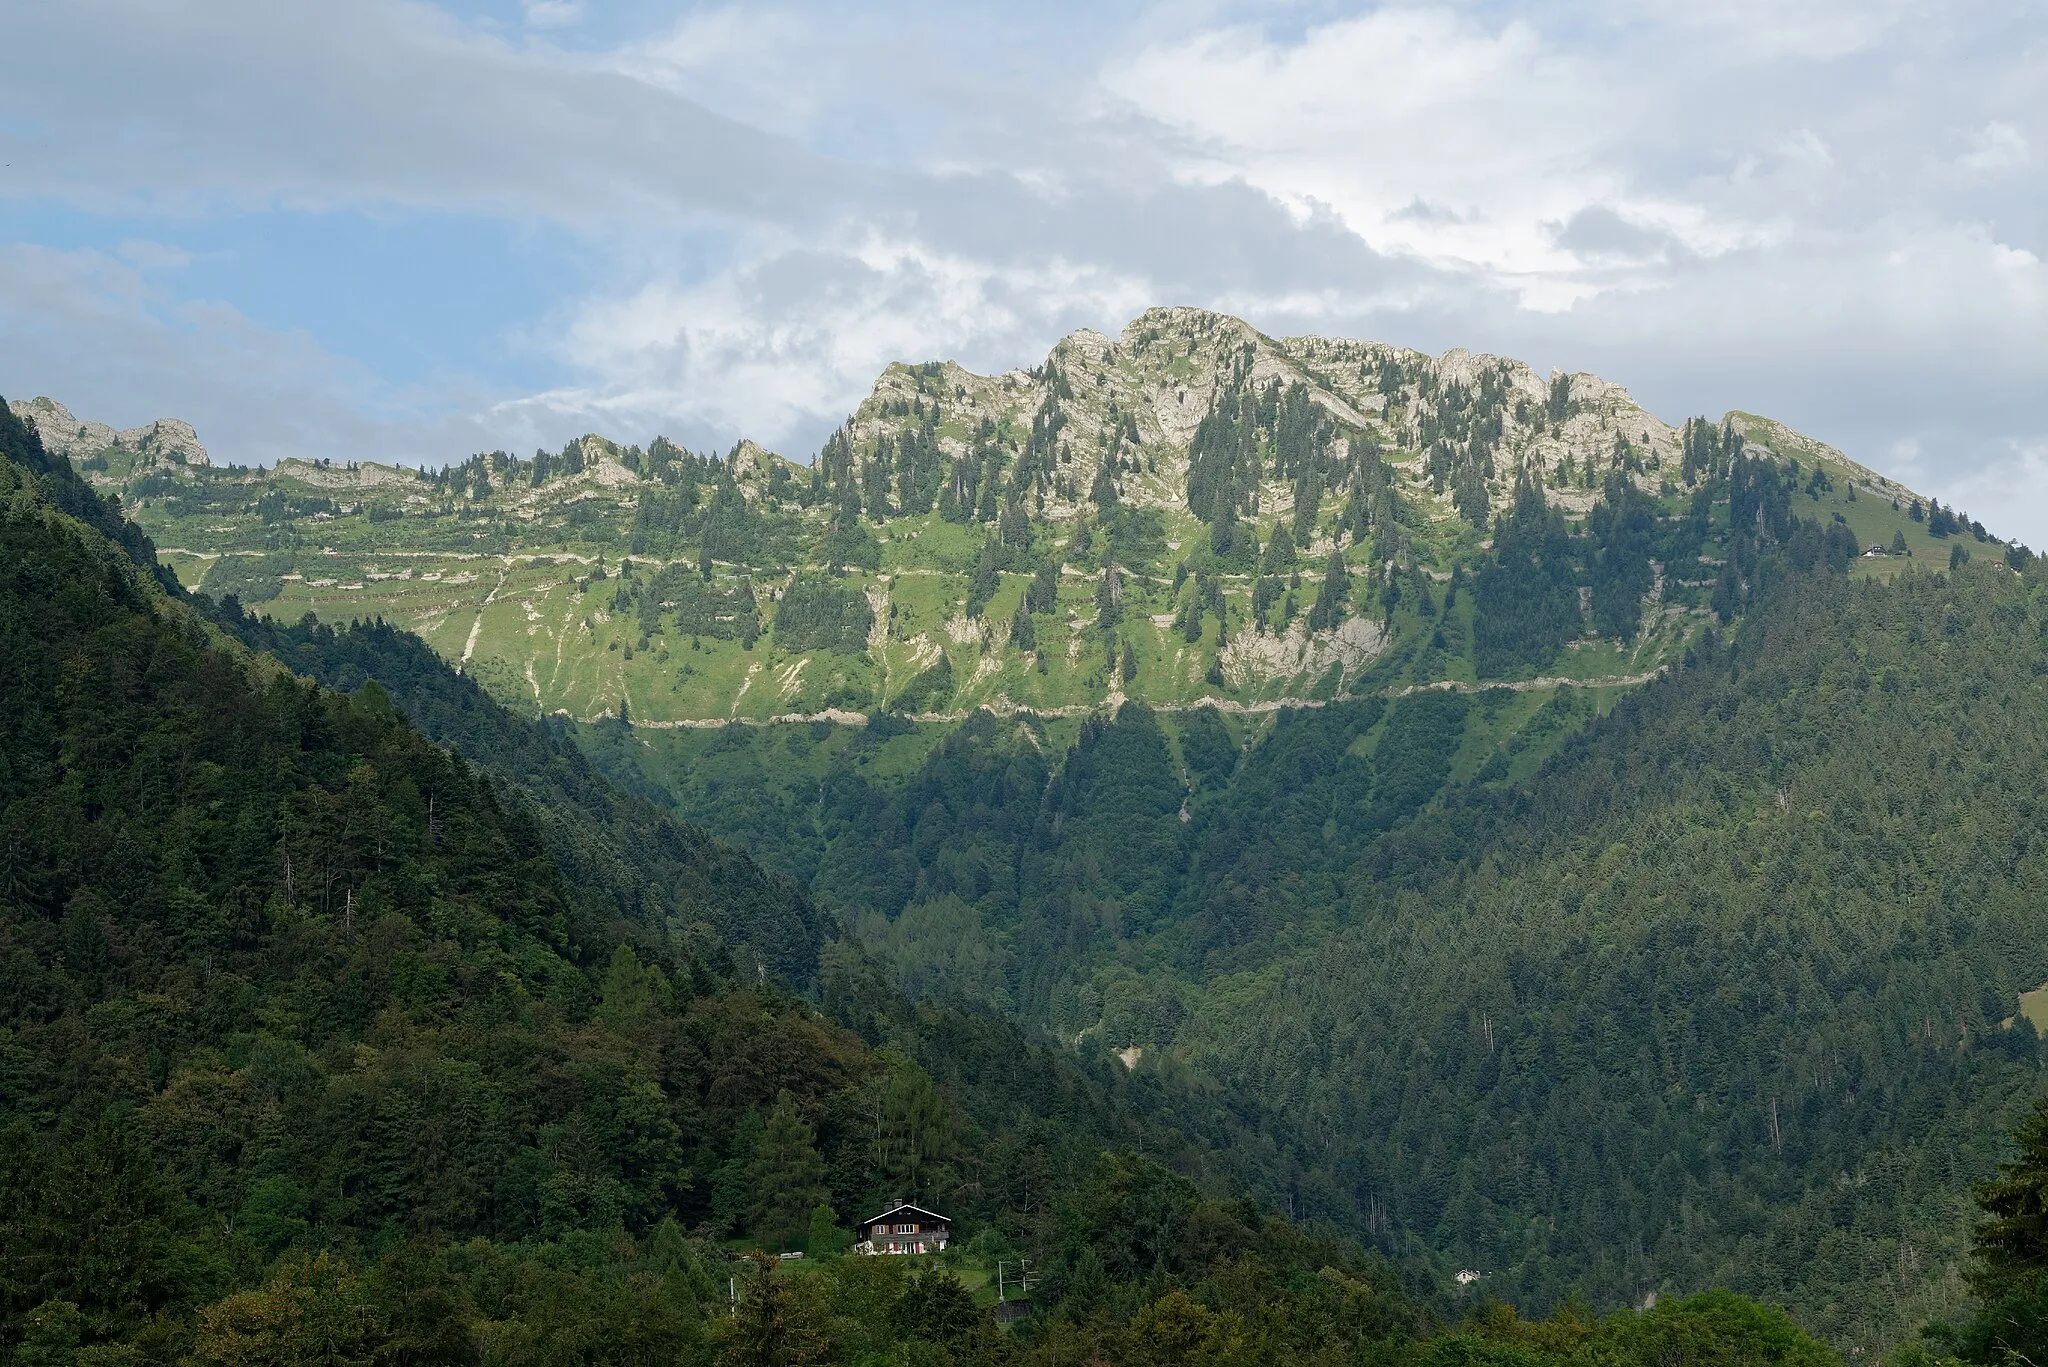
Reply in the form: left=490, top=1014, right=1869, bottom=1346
left=996, top=1258, right=1033, bottom=1305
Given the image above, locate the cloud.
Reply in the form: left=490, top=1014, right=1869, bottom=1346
left=1935, top=438, right=2048, bottom=551
left=1610, top=0, right=1926, bottom=61
left=1550, top=207, right=1683, bottom=266
left=1108, top=8, right=1615, bottom=287
left=1391, top=199, right=1473, bottom=226
left=1, top=0, right=839, bottom=231
left=1963, top=121, right=2031, bottom=173
left=499, top=224, right=1158, bottom=457
left=522, top=0, right=583, bottom=28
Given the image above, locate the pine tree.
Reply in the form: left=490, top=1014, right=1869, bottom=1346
left=1095, top=563, right=1123, bottom=631
left=745, top=1093, right=830, bottom=1251
left=1010, top=599, right=1036, bottom=653
left=1027, top=557, right=1060, bottom=614
left=1089, top=459, right=1119, bottom=509
left=893, top=1264, right=979, bottom=1346
left=721, top=1254, right=825, bottom=1367
left=870, top=1068, right=959, bottom=1203
left=1307, top=551, right=1350, bottom=633
left=1547, top=373, right=1572, bottom=424
left=967, top=538, right=1001, bottom=618
left=804, top=1204, right=840, bottom=1257
left=1453, top=457, right=1489, bottom=530
left=1261, top=520, right=1295, bottom=574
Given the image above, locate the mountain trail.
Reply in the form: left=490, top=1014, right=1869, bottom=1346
left=562, top=666, right=1668, bottom=729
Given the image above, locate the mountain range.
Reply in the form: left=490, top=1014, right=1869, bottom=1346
left=15, top=308, right=1995, bottom=739
left=4, top=310, right=2045, bottom=1365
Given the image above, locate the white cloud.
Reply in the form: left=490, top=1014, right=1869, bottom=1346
left=523, top=0, right=584, bottom=29
left=1110, top=9, right=1616, bottom=286
left=1963, top=121, right=2031, bottom=173
left=1775, top=128, right=1835, bottom=172
left=1101, top=7, right=1830, bottom=312
left=498, top=227, right=1155, bottom=457
left=610, top=9, right=829, bottom=141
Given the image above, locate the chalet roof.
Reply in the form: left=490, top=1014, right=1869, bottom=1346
left=860, top=1202, right=949, bottom=1227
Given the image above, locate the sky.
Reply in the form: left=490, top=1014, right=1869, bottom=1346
left=2, top=1, right=2044, bottom=539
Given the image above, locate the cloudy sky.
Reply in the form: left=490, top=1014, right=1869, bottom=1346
left=3, top=1, right=2044, bottom=537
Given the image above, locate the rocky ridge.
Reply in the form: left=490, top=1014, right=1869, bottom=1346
left=9, top=395, right=210, bottom=468
left=27, top=307, right=1988, bottom=727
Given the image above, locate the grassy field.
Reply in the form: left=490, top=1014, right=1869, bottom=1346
left=160, top=499, right=1495, bottom=725
left=2019, top=982, right=2048, bottom=1034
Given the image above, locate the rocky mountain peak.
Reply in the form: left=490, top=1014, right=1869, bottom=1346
left=8, top=395, right=210, bottom=468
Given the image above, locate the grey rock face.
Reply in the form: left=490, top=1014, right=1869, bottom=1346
left=8, top=396, right=209, bottom=467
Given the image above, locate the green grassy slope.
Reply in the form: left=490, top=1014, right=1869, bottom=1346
left=47, top=307, right=2004, bottom=732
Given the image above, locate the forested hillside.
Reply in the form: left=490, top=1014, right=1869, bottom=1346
left=0, top=402, right=1328, bottom=1360
left=209, top=606, right=828, bottom=987
left=603, top=461, right=2048, bottom=1356
left=1185, top=560, right=2048, bottom=1351
left=4, top=395, right=1893, bottom=1365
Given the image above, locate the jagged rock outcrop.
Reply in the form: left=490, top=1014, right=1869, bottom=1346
left=8, top=395, right=210, bottom=467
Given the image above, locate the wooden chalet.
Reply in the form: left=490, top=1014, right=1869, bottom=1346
left=856, top=1202, right=950, bottom=1255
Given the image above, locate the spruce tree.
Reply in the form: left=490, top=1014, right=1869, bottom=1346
left=967, top=539, right=1001, bottom=618
left=1307, top=551, right=1349, bottom=633
left=1089, top=459, right=1119, bottom=508
left=804, top=1204, right=840, bottom=1257
left=722, top=1253, right=825, bottom=1366
left=745, top=1093, right=830, bottom=1251
left=1261, top=520, right=1295, bottom=574
left=1027, top=557, right=1060, bottom=613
